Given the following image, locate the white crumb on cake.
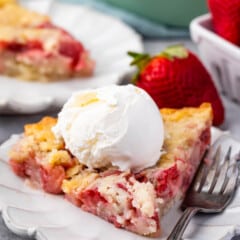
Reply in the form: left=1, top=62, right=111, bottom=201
left=96, top=173, right=157, bottom=219
left=132, top=181, right=156, bottom=218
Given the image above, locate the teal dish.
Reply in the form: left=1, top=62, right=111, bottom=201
left=101, top=0, right=208, bottom=27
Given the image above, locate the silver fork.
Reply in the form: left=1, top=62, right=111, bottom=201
left=167, top=136, right=240, bottom=240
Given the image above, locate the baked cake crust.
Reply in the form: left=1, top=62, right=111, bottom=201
left=9, top=117, right=78, bottom=193
left=8, top=103, right=213, bottom=236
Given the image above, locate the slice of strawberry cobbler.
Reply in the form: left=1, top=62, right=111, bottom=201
left=9, top=103, right=212, bottom=236
left=8, top=83, right=213, bottom=237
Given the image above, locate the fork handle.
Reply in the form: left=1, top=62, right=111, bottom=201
left=167, top=207, right=199, bottom=240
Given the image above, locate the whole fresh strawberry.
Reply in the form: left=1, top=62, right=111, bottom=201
left=208, top=0, right=240, bottom=45
left=128, top=45, right=224, bottom=125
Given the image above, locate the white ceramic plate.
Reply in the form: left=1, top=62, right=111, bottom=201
left=0, top=129, right=240, bottom=240
left=0, top=0, right=143, bottom=114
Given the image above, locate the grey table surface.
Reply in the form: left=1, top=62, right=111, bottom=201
left=0, top=39, right=240, bottom=240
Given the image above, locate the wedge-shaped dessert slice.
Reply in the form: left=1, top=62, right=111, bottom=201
left=8, top=103, right=212, bottom=236
left=0, top=4, right=94, bottom=81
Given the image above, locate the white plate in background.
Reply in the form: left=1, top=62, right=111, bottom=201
left=0, top=129, right=240, bottom=240
left=0, top=0, right=143, bottom=114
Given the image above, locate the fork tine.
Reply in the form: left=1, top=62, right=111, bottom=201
left=207, top=146, right=224, bottom=193
left=221, top=161, right=239, bottom=195
left=192, top=158, right=208, bottom=192
left=197, top=146, right=221, bottom=192
left=212, top=146, right=231, bottom=194
left=237, top=151, right=240, bottom=162
left=208, top=146, right=231, bottom=194
left=194, top=162, right=208, bottom=192
left=224, top=146, right=232, bottom=162
left=191, top=150, right=208, bottom=192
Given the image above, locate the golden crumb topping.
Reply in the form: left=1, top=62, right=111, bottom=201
left=65, top=165, right=84, bottom=179
left=0, top=0, right=16, bottom=7
left=0, top=4, right=49, bottom=27
left=62, top=171, right=99, bottom=194
left=9, top=117, right=75, bottom=167
left=159, top=103, right=213, bottom=167
left=161, top=103, right=213, bottom=123
left=24, top=117, right=64, bottom=151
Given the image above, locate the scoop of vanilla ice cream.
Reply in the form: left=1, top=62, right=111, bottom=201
left=52, top=84, right=164, bottom=172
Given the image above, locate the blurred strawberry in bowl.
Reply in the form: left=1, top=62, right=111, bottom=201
left=128, top=45, right=224, bottom=126
left=208, top=0, right=240, bottom=46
